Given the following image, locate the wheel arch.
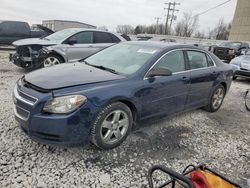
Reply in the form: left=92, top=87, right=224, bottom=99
left=48, top=50, right=66, bottom=62
left=101, top=97, right=139, bottom=124
left=219, top=81, right=227, bottom=93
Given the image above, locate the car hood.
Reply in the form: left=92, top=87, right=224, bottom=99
left=12, top=38, right=58, bottom=46
left=24, top=62, right=125, bottom=90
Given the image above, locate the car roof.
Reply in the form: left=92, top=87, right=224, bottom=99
left=122, top=41, right=204, bottom=51
left=60, top=28, right=121, bottom=35
left=58, top=28, right=126, bottom=41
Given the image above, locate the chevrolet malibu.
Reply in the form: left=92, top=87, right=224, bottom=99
left=13, top=42, right=233, bottom=149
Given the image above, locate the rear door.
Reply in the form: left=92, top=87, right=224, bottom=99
left=185, top=50, right=217, bottom=108
left=140, top=50, right=191, bottom=118
left=65, top=31, right=98, bottom=62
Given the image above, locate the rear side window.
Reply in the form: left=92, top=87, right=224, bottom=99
left=154, top=50, right=185, bottom=73
left=94, top=32, right=113, bottom=43
left=0, top=22, right=29, bottom=35
left=110, top=34, right=121, bottom=43
left=69, top=32, right=93, bottom=44
left=187, top=51, right=208, bottom=69
left=206, top=54, right=215, bottom=67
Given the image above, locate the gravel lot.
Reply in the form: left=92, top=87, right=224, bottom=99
left=0, top=50, right=249, bottom=188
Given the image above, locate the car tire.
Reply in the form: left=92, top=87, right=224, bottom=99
left=91, top=102, right=133, bottom=150
left=203, top=84, right=225, bottom=112
left=42, top=54, right=64, bottom=68
left=232, top=76, right=237, bottom=80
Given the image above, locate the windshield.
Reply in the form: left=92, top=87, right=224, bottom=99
left=44, top=29, right=79, bottom=42
left=220, top=42, right=242, bottom=48
left=84, top=43, right=159, bottom=75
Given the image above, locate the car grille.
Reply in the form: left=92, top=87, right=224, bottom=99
left=14, top=105, right=30, bottom=121
left=14, top=84, right=38, bottom=106
left=215, top=49, right=227, bottom=55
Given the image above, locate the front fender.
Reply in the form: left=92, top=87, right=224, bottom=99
left=43, top=45, right=68, bottom=62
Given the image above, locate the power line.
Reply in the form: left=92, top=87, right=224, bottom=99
left=194, top=0, right=232, bottom=17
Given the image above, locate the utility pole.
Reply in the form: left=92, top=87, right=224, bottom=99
left=155, top=17, right=161, bottom=25
left=155, top=17, right=161, bottom=34
left=164, top=2, right=180, bottom=35
left=169, top=2, right=180, bottom=30
left=164, top=3, right=171, bottom=35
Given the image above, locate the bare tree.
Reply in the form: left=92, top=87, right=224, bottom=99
left=175, top=21, right=184, bottom=36
left=174, top=12, right=199, bottom=37
left=213, top=18, right=231, bottom=40
left=116, top=25, right=134, bottom=34
left=194, top=31, right=206, bottom=39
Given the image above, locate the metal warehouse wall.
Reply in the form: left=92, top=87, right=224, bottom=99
left=229, top=0, right=250, bottom=41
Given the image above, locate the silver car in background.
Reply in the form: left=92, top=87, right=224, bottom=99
left=230, top=50, right=250, bottom=80
left=10, top=28, right=127, bottom=69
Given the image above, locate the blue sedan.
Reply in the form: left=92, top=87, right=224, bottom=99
left=13, top=42, right=233, bottom=149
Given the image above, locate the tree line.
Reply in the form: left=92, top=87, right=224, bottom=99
left=114, top=12, right=231, bottom=40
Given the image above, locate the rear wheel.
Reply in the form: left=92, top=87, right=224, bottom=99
left=91, top=102, right=133, bottom=150
left=204, top=84, right=225, bottom=112
left=43, top=54, right=64, bottom=68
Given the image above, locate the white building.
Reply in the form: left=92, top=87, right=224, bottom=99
left=42, top=20, right=96, bottom=32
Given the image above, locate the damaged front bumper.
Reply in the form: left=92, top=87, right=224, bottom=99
left=10, top=47, right=49, bottom=69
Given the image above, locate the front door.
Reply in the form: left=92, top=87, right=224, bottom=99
left=139, top=50, right=190, bottom=119
left=65, top=31, right=99, bottom=62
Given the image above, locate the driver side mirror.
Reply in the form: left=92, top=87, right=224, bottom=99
left=147, top=67, right=172, bottom=78
left=245, top=90, right=250, bottom=111
left=67, top=39, right=77, bottom=45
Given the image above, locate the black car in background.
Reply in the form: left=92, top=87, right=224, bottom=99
left=0, top=20, right=54, bottom=45
left=209, top=41, right=249, bottom=63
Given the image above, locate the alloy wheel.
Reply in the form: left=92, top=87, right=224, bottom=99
left=212, top=88, right=224, bottom=109
left=43, top=57, right=60, bottom=67
left=100, top=110, right=129, bottom=144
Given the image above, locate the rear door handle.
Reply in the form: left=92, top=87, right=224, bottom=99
left=181, top=76, right=189, bottom=81
left=212, top=71, right=217, bottom=74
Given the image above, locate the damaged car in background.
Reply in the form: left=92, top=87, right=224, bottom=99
left=208, top=41, right=249, bottom=63
left=10, top=28, right=128, bottom=70
left=230, top=49, right=250, bottom=80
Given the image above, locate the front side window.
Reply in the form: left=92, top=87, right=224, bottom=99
left=187, top=51, right=208, bottom=69
left=94, top=32, right=113, bottom=43
left=154, top=50, right=185, bottom=73
left=69, top=32, right=93, bottom=44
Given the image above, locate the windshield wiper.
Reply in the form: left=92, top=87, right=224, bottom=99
left=83, top=61, right=119, bottom=75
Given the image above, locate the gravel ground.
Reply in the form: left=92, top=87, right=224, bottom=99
left=0, top=50, right=249, bottom=188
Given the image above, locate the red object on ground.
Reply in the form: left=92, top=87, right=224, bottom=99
left=191, top=171, right=212, bottom=188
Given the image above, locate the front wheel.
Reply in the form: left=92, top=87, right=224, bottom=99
left=204, top=84, right=225, bottom=112
left=43, top=54, right=64, bottom=68
left=91, top=102, right=133, bottom=150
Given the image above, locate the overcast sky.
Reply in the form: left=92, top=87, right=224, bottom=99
left=0, top=0, right=237, bottom=32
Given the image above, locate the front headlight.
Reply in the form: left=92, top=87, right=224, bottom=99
left=43, top=95, right=87, bottom=114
